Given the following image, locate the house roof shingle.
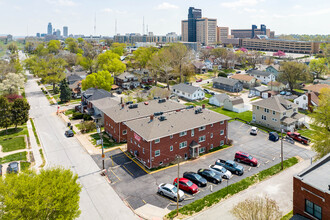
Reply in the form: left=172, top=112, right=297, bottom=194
left=116, top=72, right=136, bottom=80
left=90, top=97, right=120, bottom=112
left=230, top=74, right=256, bottom=82
left=210, top=93, right=229, bottom=104
left=125, top=108, right=230, bottom=141
left=253, top=96, right=298, bottom=112
left=212, top=77, right=241, bottom=87
left=83, top=88, right=113, bottom=101
left=247, top=69, right=273, bottom=77
left=172, top=83, right=202, bottom=95
left=303, top=84, right=330, bottom=94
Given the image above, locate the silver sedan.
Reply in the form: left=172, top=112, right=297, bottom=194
left=158, top=183, right=185, bottom=201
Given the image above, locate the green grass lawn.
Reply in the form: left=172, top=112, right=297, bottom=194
left=90, top=132, right=122, bottom=149
left=20, top=161, right=31, bottom=171
left=212, top=108, right=253, bottom=122
left=0, top=151, right=27, bottom=164
left=250, top=97, right=261, bottom=101
left=281, top=211, right=293, bottom=220
left=297, top=124, right=319, bottom=141
left=0, top=136, right=26, bottom=152
left=65, top=108, right=76, bottom=116
left=0, top=126, right=28, bottom=140
left=205, top=93, right=212, bottom=98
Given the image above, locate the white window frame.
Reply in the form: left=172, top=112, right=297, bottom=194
left=210, top=133, right=213, bottom=138
left=122, top=130, right=127, bottom=135
left=155, top=139, right=160, bottom=144
left=191, top=129, right=194, bottom=137
left=155, top=150, right=160, bottom=157
left=179, top=141, right=187, bottom=149
left=220, top=121, right=224, bottom=125
left=220, top=140, right=224, bottom=146
left=170, top=145, right=173, bottom=151
left=220, top=130, right=224, bottom=135
left=199, top=126, right=206, bottom=131
left=170, top=135, right=173, bottom=139
left=199, top=135, right=206, bottom=143
left=199, top=147, right=205, bottom=153
left=180, top=131, right=187, bottom=137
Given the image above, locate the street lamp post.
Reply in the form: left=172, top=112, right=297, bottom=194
left=97, top=126, right=105, bottom=170
left=281, top=129, right=284, bottom=170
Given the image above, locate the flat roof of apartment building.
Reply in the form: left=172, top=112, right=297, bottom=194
left=125, top=107, right=230, bottom=141
left=103, top=99, right=185, bottom=123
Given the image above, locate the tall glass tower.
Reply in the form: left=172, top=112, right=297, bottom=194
left=47, top=22, right=52, bottom=35
left=188, top=7, right=202, bottom=42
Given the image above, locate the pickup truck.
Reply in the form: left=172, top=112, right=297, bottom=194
left=215, top=159, right=244, bottom=175
left=287, top=132, right=310, bottom=145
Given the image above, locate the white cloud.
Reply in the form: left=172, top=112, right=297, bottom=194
left=102, top=8, right=113, bottom=13
left=273, top=8, right=330, bottom=19
left=156, top=2, right=179, bottom=10
left=293, top=5, right=302, bottom=9
left=221, top=0, right=263, bottom=8
left=243, top=8, right=257, bottom=12
left=48, top=0, right=76, bottom=7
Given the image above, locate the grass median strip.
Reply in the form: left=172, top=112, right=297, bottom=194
left=0, top=151, right=28, bottom=164
left=0, top=136, right=26, bottom=152
left=30, top=118, right=40, bottom=146
left=165, top=157, right=299, bottom=219
left=39, top=149, right=46, bottom=168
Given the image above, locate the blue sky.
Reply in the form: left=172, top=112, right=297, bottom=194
left=0, top=0, right=329, bottom=36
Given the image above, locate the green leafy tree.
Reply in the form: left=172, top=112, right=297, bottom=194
left=310, top=58, right=329, bottom=79
left=97, top=50, right=126, bottom=75
left=150, top=48, right=173, bottom=90
left=11, top=98, right=30, bottom=130
left=35, top=43, right=49, bottom=56
left=0, top=167, right=81, bottom=219
left=81, top=70, right=114, bottom=91
left=132, top=47, right=157, bottom=69
left=309, top=88, right=330, bottom=160
left=7, top=42, right=18, bottom=54
left=60, top=79, right=72, bottom=103
left=110, top=43, right=126, bottom=56
left=0, top=96, right=12, bottom=134
left=0, top=72, right=25, bottom=95
left=65, top=38, right=82, bottom=54
left=39, top=56, right=67, bottom=91
left=278, top=61, right=311, bottom=92
left=47, top=40, right=61, bottom=54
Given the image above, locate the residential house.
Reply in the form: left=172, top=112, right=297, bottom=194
left=247, top=69, right=276, bottom=84
left=265, top=65, right=280, bottom=76
left=103, top=99, right=185, bottom=142
left=172, top=83, right=205, bottom=101
left=67, top=74, right=83, bottom=85
left=223, top=97, right=249, bottom=113
left=193, top=61, right=207, bottom=74
left=313, top=78, right=330, bottom=85
left=89, top=97, right=119, bottom=125
left=303, top=84, right=330, bottom=96
left=293, top=153, right=330, bottom=220
left=267, top=81, right=285, bottom=92
left=69, top=80, right=82, bottom=99
left=294, top=92, right=319, bottom=112
left=115, top=72, right=140, bottom=89
left=250, top=86, right=270, bottom=98
left=81, top=88, right=113, bottom=113
left=204, top=59, right=213, bottom=70
left=209, top=93, right=229, bottom=107
left=133, top=69, right=154, bottom=85
left=125, top=107, right=230, bottom=168
left=212, top=77, right=243, bottom=93
left=252, top=96, right=305, bottom=131
left=230, top=74, right=259, bottom=89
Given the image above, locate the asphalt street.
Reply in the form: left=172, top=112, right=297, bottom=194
left=102, top=120, right=315, bottom=211
left=25, top=73, right=137, bottom=220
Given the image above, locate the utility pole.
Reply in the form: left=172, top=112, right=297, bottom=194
left=176, top=155, right=181, bottom=217
left=97, top=126, right=105, bottom=170
left=281, top=129, right=284, bottom=170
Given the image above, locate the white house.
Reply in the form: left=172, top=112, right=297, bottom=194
left=294, top=92, right=319, bottom=112
left=247, top=69, right=276, bottom=84
left=172, top=83, right=205, bottom=101
left=209, top=93, right=229, bottom=107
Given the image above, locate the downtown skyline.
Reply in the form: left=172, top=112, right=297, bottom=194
left=0, top=0, right=330, bottom=36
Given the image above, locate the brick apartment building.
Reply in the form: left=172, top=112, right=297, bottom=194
left=293, top=153, right=330, bottom=220
left=125, top=107, right=230, bottom=169
left=103, top=99, right=185, bottom=142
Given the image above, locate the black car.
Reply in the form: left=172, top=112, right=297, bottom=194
left=183, top=171, right=207, bottom=187
left=204, top=89, right=210, bottom=94
left=7, top=162, right=19, bottom=174
left=197, top=169, right=222, bottom=184
left=0, top=164, right=2, bottom=176
left=65, top=130, right=74, bottom=137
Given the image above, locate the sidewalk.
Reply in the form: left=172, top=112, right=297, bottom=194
left=187, top=159, right=311, bottom=220
left=27, top=119, right=43, bottom=170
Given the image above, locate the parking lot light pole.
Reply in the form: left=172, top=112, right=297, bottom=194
left=176, top=155, right=181, bottom=217
left=97, top=126, right=105, bottom=170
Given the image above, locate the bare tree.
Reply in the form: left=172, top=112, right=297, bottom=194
left=231, top=196, right=282, bottom=220
left=169, top=43, right=193, bottom=83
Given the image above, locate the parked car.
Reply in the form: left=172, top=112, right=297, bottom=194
left=65, top=130, right=74, bottom=137
left=0, top=164, right=2, bottom=176
left=116, top=89, right=122, bottom=94
left=280, top=91, right=286, bottom=95
left=269, top=132, right=279, bottom=142
left=215, top=159, right=244, bottom=175
left=197, top=169, right=222, bottom=184
left=287, top=132, right=310, bottom=145
left=157, top=183, right=185, bottom=201
left=248, top=93, right=255, bottom=98
left=234, top=151, right=258, bottom=166
left=236, top=71, right=241, bottom=74
left=7, top=162, right=19, bottom=174
left=286, top=92, right=292, bottom=96
left=250, top=126, right=258, bottom=135
left=209, top=164, right=232, bottom=179
left=196, top=78, right=203, bottom=82
left=204, top=89, right=211, bottom=94
left=209, top=91, right=215, bottom=95
left=173, top=178, right=199, bottom=194
left=183, top=172, right=207, bottom=187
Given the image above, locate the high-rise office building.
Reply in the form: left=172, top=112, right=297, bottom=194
left=63, top=26, right=68, bottom=37
left=47, top=22, right=52, bottom=35
left=217, top=27, right=229, bottom=42
left=56, top=29, right=61, bottom=37
left=196, top=18, right=217, bottom=45
left=181, top=20, right=188, bottom=42
left=231, top=24, right=274, bottom=39
left=188, top=7, right=202, bottom=42
left=36, top=33, right=41, bottom=38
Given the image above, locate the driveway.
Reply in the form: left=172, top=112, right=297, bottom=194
left=189, top=159, right=311, bottom=219
left=99, top=121, right=314, bottom=211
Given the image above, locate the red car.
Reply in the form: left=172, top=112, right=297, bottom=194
left=234, top=151, right=258, bottom=166
left=196, top=79, right=202, bottom=82
left=173, top=178, right=199, bottom=194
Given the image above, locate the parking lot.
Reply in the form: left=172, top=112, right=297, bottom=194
left=93, top=121, right=315, bottom=211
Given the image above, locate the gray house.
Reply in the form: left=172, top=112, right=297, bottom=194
left=209, top=93, right=229, bottom=107
left=212, top=77, right=243, bottom=93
